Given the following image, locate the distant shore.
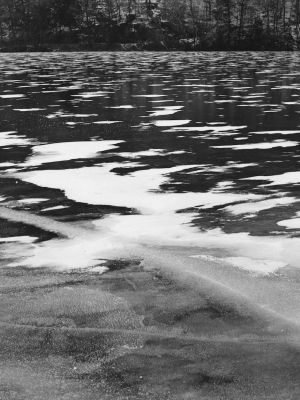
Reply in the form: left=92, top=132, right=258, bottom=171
left=0, top=42, right=296, bottom=53
left=0, top=42, right=174, bottom=53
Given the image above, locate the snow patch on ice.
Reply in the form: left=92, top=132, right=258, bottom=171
left=190, top=255, right=286, bottom=276
left=22, top=140, right=123, bottom=166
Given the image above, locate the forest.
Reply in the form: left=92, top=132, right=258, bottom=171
left=0, top=0, right=300, bottom=51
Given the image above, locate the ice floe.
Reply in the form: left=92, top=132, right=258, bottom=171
left=0, top=236, right=38, bottom=243
left=250, top=130, right=300, bottom=135
left=153, top=120, right=191, bottom=127
left=41, top=205, right=69, bottom=212
left=0, top=94, right=24, bottom=98
left=107, top=105, right=135, bottom=109
left=225, top=197, right=299, bottom=215
left=18, top=198, right=48, bottom=204
left=212, top=141, right=298, bottom=150
left=243, top=171, right=300, bottom=186
left=22, top=140, right=123, bottom=166
left=165, top=125, right=247, bottom=132
left=93, top=121, right=122, bottom=124
left=14, top=108, right=46, bottom=112
left=0, top=131, right=38, bottom=147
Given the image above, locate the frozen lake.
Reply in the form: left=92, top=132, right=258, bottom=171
left=1, top=52, right=300, bottom=312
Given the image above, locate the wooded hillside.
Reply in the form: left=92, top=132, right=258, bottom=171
left=0, top=0, right=300, bottom=50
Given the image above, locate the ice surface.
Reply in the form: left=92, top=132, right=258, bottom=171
left=0, top=131, right=37, bottom=147
left=190, top=255, right=286, bottom=275
left=277, top=218, right=300, bottom=229
left=41, top=205, right=69, bottom=211
left=212, top=141, right=298, bottom=150
left=14, top=108, right=46, bottom=112
left=166, top=125, right=247, bottom=133
left=0, top=236, right=38, bottom=243
left=15, top=163, right=261, bottom=214
left=22, top=140, right=123, bottom=166
left=153, top=120, right=191, bottom=127
left=243, top=171, right=300, bottom=186
left=93, top=121, right=122, bottom=124
left=250, top=130, right=300, bottom=135
left=0, top=94, right=24, bottom=98
left=225, top=197, right=298, bottom=215
left=18, top=198, right=48, bottom=204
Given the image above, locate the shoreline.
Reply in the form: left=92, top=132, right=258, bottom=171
left=0, top=43, right=296, bottom=53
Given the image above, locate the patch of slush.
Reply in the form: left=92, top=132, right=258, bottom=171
left=22, top=140, right=123, bottom=166
left=212, top=181, right=235, bottom=191
left=84, top=265, right=109, bottom=273
left=225, top=197, right=298, bottom=215
left=189, top=255, right=286, bottom=276
left=148, top=109, right=181, bottom=117
left=0, top=163, right=17, bottom=169
left=118, top=149, right=165, bottom=158
left=207, top=122, right=228, bottom=125
left=165, top=125, right=247, bottom=133
left=149, top=100, right=173, bottom=103
left=0, top=236, right=38, bottom=243
left=14, top=108, right=46, bottom=112
left=11, top=218, right=300, bottom=275
left=147, top=106, right=184, bottom=117
left=73, top=91, right=112, bottom=98
left=277, top=216, right=300, bottom=229
left=4, top=235, right=120, bottom=271
left=60, top=113, right=98, bottom=118
left=226, top=162, right=257, bottom=168
left=212, top=141, right=298, bottom=150
left=93, top=121, right=122, bottom=124
left=250, top=130, right=300, bottom=135
left=155, top=106, right=184, bottom=110
left=41, top=205, right=69, bottom=212
left=179, top=229, right=300, bottom=270
left=46, top=112, right=98, bottom=119
left=0, top=131, right=38, bottom=147
left=18, top=198, right=48, bottom=204
left=118, top=149, right=187, bottom=158
left=132, top=94, right=167, bottom=97
left=214, top=99, right=237, bottom=103
left=153, top=120, right=191, bottom=127
left=0, top=94, right=24, bottom=98
left=107, top=105, right=135, bottom=109
left=243, top=171, right=300, bottom=186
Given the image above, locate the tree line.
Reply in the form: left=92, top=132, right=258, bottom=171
left=0, top=0, right=300, bottom=50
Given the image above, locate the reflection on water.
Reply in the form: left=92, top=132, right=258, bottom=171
left=1, top=51, right=300, bottom=275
